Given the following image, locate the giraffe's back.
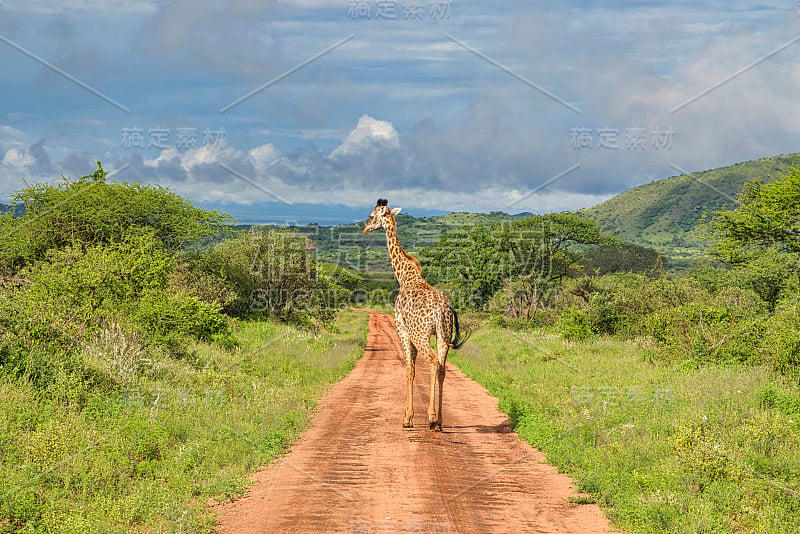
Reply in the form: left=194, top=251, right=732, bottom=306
left=395, top=281, right=452, bottom=340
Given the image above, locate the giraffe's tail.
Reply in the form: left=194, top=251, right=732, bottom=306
left=449, top=306, right=472, bottom=350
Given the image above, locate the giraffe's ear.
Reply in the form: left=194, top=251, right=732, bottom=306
left=391, top=207, right=402, bottom=215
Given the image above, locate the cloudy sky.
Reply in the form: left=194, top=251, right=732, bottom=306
left=1, top=1, right=799, bottom=224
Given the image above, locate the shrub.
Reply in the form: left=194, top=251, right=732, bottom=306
left=758, top=382, right=800, bottom=418
left=759, top=298, right=800, bottom=379
left=24, top=231, right=174, bottom=315
left=640, top=300, right=766, bottom=364
left=0, top=161, right=231, bottom=273
left=134, top=292, right=237, bottom=350
left=731, top=250, right=799, bottom=311
left=670, top=420, right=744, bottom=486
left=167, top=262, right=239, bottom=311
left=194, top=227, right=346, bottom=327
left=585, top=293, right=635, bottom=336
left=0, top=231, right=236, bottom=393
left=559, top=307, right=594, bottom=341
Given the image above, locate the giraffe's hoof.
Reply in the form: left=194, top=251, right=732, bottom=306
left=403, top=421, right=414, bottom=428
left=428, top=419, right=438, bottom=430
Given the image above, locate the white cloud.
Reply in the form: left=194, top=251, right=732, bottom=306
left=248, top=144, right=279, bottom=175
left=331, top=115, right=400, bottom=158
left=0, top=139, right=54, bottom=194
left=1, top=148, right=36, bottom=173
left=143, top=147, right=177, bottom=167
left=0, top=125, right=29, bottom=154
left=179, top=142, right=242, bottom=170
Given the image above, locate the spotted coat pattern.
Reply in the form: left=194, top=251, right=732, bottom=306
left=363, top=199, right=455, bottom=430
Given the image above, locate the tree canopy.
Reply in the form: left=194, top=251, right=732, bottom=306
left=710, top=165, right=800, bottom=262
left=0, top=161, right=232, bottom=273
left=422, top=213, right=607, bottom=312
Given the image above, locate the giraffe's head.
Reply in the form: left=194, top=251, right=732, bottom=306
left=362, top=198, right=401, bottom=234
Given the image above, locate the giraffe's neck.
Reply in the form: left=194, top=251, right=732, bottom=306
left=385, top=220, right=424, bottom=288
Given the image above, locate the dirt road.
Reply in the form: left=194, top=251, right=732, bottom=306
left=214, top=311, right=618, bottom=533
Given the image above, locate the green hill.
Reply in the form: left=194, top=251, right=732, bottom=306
left=579, top=154, right=800, bottom=257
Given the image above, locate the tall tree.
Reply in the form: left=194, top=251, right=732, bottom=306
left=423, top=213, right=606, bottom=315
left=497, top=214, right=605, bottom=319
left=422, top=224, right=503, bottom=309
left=710, top=165, right=800, bottom=262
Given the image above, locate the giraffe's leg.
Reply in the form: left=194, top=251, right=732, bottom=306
left=434, top=361, right=446, bottom=432
left=404, top=349, right=416, bottom=428
left=428, top=357, right=439, bottom=429
left=396, top=318, right=416, bottom=428
left=432, top=330, right=450, bottom=432
left=407, top=332, right=439, bottom=430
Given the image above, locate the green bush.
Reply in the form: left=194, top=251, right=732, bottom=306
left=25, top=231, right=174, bottom=314
left=558, top=273, right=785, bottom=370
left=0, top=231, right=236, bottom=392
left=731, top=250, right=799, bottom=311
left=194, top=227, right=347, bottom=327
left=670, top=420, right=744, bottom=486
left=640, top=301, right=763, bottom=364
left=759, top=382, right=800, bottom=418
left=760, top=298, right=800, bottom=379
left=559, top=307, right=594, bottom=341
left=20, top=230, right=236, bottom=352
left=585, top=293, right=636, bottom=336
left=168, top=261, right=239, bottom=312
left=135, top=292, right=237, bottom=350
left=0, top=161, right=230, bottom=273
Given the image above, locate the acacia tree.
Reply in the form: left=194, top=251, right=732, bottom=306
left=496, top=213, right=605, bottom=320
left=710, top=165, right=800, bottom=262
left=580, top=242, right=664, bottom=276
left=422, top=224, right=503, bottom=309
left=423, top=213, right=606, bottom=315
left=709, top=165, right=800, bottom=310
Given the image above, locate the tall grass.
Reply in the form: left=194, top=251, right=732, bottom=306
left=451, top=323, right=800, bottom=533
left=0, top=310, right=368, bottom=533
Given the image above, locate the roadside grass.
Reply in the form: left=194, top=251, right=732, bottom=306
left=0, top=310, right=368, bottom=533
left=450, top=323, right=800, bottom=534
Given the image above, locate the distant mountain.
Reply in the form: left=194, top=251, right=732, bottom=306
left=578, top=154, right=799, bottom=255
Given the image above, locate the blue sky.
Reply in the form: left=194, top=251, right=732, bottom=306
left=1, top=0, right=799, bottom=224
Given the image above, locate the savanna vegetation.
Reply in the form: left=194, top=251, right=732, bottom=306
left=433, top=165, right=800, bottom=532
left=290, top=160, right=800, bottom=531
left=0, top=163, right=367, bottom=532
left=2, top=156, right=799, bottom=533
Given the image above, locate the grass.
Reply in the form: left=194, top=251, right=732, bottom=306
left=0, top=310, right=368, bottom=533
left=450, top=322, right=800, bottom=534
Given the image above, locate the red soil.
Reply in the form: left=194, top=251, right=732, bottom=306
left=213, top=310, right=620, bottom=534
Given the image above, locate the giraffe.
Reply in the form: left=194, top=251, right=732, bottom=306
left=362, top=198, right=469, bottom=431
